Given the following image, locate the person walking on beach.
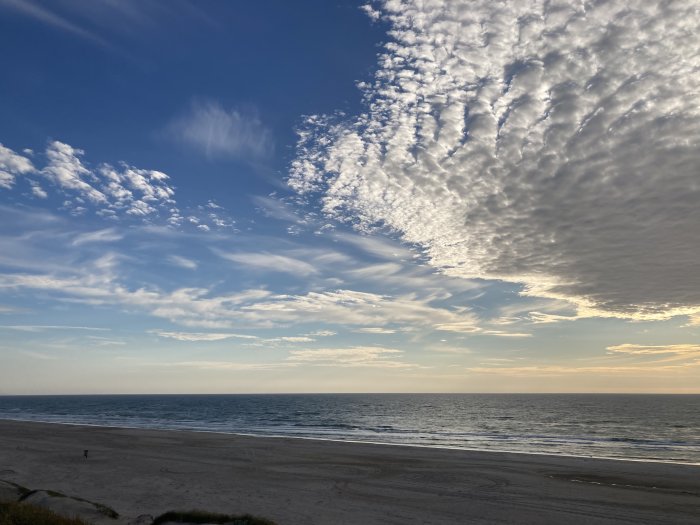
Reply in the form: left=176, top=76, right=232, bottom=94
left=84, top=449, right=88, bottom=460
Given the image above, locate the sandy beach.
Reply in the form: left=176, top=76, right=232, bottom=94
left=0, top=419, right=698, bottom=524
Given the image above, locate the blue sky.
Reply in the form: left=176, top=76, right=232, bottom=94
left=1, top=0, right=699, bottom=394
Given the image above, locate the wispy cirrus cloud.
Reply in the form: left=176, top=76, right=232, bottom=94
left=606, top=344, right=700, bottom=356
left=166, top=100, right=273, bottom=160
left=290, top=0, right=700, bottom=322
left=0, top=0, right=215, bottom=49
left=152, top=330, right=258, bottom=342
left=0, top=258, right=483, bottom=333
left=287, top=346, right=413, bottom=368
left=216, top=250, right=318, bottom=276
left=467, top=362, right=700, bottom=376
left=71, top=228, right=123, bottom=246
left=470, top=342, right=700, bottom=378
left=355, top=327, right=396, bottom=334
left=0, top=0, right=109, bottom=47
left=0, top=325, right=110, bottom=332
left=167, top=255, right=198, bottom=270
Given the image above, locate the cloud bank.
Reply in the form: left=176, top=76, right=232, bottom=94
left=291, top=0, right=700, bottom=320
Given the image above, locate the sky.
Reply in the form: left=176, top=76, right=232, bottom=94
left=0, top=0, right=699, bottom=394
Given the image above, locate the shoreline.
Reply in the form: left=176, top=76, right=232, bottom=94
left=1, top=416, right=697, bottom=467
left=1, top=419, right=699, bottom=524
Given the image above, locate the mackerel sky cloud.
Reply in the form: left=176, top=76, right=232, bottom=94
left=291, top=0, right=700, bottom=320
left=0, top=0, right=698, bottom=393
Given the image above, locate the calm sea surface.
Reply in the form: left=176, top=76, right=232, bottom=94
left=0, top=394, right=698, bottom=464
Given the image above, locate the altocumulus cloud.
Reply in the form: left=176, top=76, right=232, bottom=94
left=0, top=143, right=34, bottom=189
left=291, top=0, right=700, bottom=321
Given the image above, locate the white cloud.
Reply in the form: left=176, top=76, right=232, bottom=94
left=34, top=141, right=178, bottom=222
left=360, top=4, right=381, bottom=22
left=467, top=362, right=700, bottom=376
left=306, top=330, right=336, bottom=337
left=355, top=327, right=396, bottom=334
left=333, top=231, right=414, bottom=260
left=29, top=181, right=48, bottom=199
left=287, top=346, right=412, bottom=368
left=0, top=0, right=109, bottom=47
left=166, top=100, right=273, bottom=159
left=0, top=305, right=18, bottom=314
left=606, top=344, right=700, bottom=356
left=216, top=251, right=318, bottom=276
left=0, top=259, right=482, bottom=332
left=480, top=330, right=532, bottom=338
left=42, top=141, right=107, bottom=203
left=272, top=336, right=315, bottom=343
left=152, top=330, right=258, bottom=342
left=252, top=195, right=307, bottom=224
left=172, top=361, right=293, bottom=371
left=291, top=0, right=700, bottom=322
left=0, top=143, right=35, bottom=189
left=528, top=312, right=578, bottom=325
left=0, top=325, right=110, bottom=332
left=167, top=255, right=198, bottom=270
left=99, top=163, right=175, bottom=216
left=242, top=289, right=481, bottom=331
left=72, top=228, right=123, bottom=246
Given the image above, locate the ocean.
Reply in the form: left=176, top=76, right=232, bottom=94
left=0, top=394, right=698, bottom=465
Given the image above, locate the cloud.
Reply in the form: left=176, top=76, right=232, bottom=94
left=0, top=325, right=109, bottom=332
left=306, top=330, right=336, bottom=337
left=172, top=361, right=293, bottom=371
left=72, top=228, right=123, bottom=246
left=252, top=195, right=307, bottom=224
left=166, top=100, right=273, bottom=159
left=606, top=344, right=700, bottom=356
left=29, top=181, right=48, bottom=199
left=0, top=305, right=18, bottom=314
left=480, top=330, right=532, bottom=338
left=0, top=258, right=482, bottom=332
left=287, top=346, right=412, bottom=368
left=99, top=163, right=175, bottom=216
left=471, top=342, right=700, bottom=377
left=0, top=0, right=109, bottom=47
left=333, top=231, right=414, bottom=260
left=152, top=330, right=258, bottom=342
left=290, top=0, right=700, bottom=321
left=269, top=336, right=315, bottom=343
left=42, top=141, right=107, bottom=203
left=0, top=143, right=35, bottom=189
left=167, top=255, right=198, bottom=270
left=242, top=289, right=481, bottom=331
left=0, top=0, right=216, bottom=51
left=216, top=251, right=318, bottom=276
left=35, top=141, right=178, bottom=221
left=467, top=362, right=700, bottom=376
left=355, top=327, right=396, bottom=334
left=0, top=139, right=237, bottom=232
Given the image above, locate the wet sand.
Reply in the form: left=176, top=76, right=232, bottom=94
left=0, top=419, right=698, bottom=524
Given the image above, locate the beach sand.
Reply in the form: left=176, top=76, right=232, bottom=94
left=0, top=419, right=698, bottom=524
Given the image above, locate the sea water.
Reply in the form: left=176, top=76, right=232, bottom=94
left=0, top=394, right=698, bottom=464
